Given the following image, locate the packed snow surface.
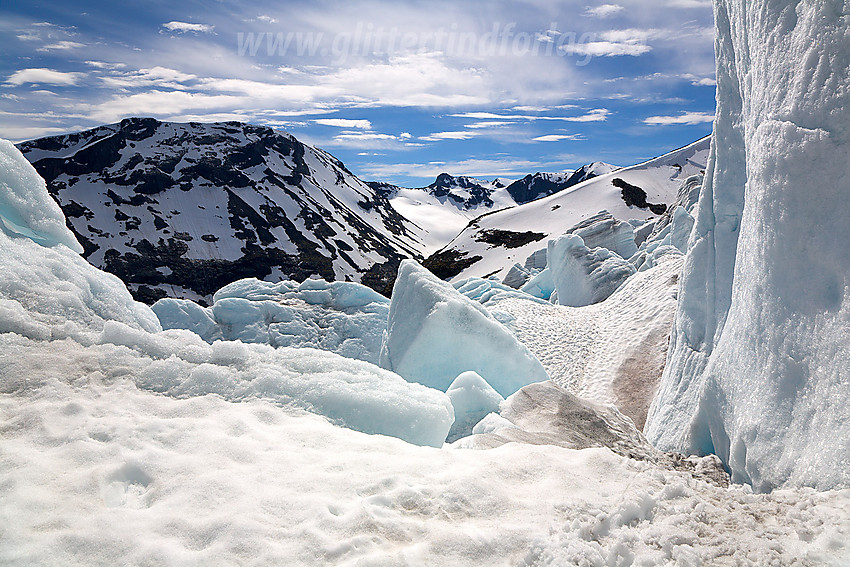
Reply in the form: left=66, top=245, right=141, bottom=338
left=646, top=0, right=850, bottom=491
left=471, top=252, right=683, bottom=431
left=380, top=260, right=549, bottom=396
left=4, top=376, right=850, bottom=566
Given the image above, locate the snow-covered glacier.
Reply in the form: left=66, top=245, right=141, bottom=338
left=646, top=0, right=850, bottom=491
left=0, top=139, right=453, bottom=448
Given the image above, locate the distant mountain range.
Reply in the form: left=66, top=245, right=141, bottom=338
left=428, top=137, right=711, bottom=283
left=18, top=118, right=420, bottom=303
left=17, top=117, right=702, bottom=303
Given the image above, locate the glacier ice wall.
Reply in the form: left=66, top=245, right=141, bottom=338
left=646, top=0, right=850, bottom=491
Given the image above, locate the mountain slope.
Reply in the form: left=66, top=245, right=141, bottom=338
left=504, top=163, right=617, bottom=205
left=18, top=118, right=421, bottom=303
left=427, top=137, right=711, bottom=282
left=370, top=174, right=518, bottom=255
left=369, top=165, right=616, bottom=256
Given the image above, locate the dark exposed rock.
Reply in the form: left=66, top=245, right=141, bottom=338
left=613, top=177, right=668, bottom=215
left=422, top=249, right=483, bottom=281
left=475, top=229, right=546, bottom=249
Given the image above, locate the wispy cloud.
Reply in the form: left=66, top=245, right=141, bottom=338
left=36, top=41, right=86, bottom=51
left=532, top=134, right=583, bottom=142
left=161, top=21, right=215, bottom=34
left=560, top=29, right=656, bottom=57
left=464, top=121, right=518, bottom=129
left=644, top=111, right=715, bottom=125
left=449, top=109, right=609, bottom=122
left=584, top=4, right=625, bottom=18
left=419, top=131, right=481, bottom=141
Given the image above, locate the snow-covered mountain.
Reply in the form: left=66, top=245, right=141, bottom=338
left=425, top=137, right=710, bottom=282
left=17, top=118, right=421, bottom=303
left=368, top=174, right=518, bottom=255
left=503, top=163, right=617, bottom=205
left=369, top=165, right=616, bottom=256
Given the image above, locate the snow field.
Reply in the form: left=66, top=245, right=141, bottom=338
left=2, top=375, right=848, bottom=566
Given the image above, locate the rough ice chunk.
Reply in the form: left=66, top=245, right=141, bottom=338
left=459, top=381, right=661, bottom=461
left=524, top=248, right=548, bottom=271
left=502, top=263, right=532, bottom=289
left=0, top=141, right=160, bottom=342
left=0, top=139, right=83, bottom=253
left=646, top=0, right=850, bottom=491
left=566, top=210, right=638, bottom=259
left=454, top=276, right=547, bottom=308
left=97, top=321, right=454, bottom=447
left=380, top=260, right=549, bottom=396
left=520, top=265, right=556, bottom=300
left=445, top=371, right=504, bottom=443
left=154, top=278, right=389, bottom=364
left=546, top=234, right=636, bottom=307
left=152, top=298, right=222, bottom=342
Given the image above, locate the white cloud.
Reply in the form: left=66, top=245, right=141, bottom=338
left=85, top=90, right=243, bottom=123
left=161, top=21, right=214, bottom=34
left=532, top=134, right=583, bottom=142
left=0, top=125, right=74, bottom=141
left=643, top=111, right=714, bottom=125
left=585, top=4, right=625, bottom=18
left=324, top=131, right=418, bottom=150
left=36, top=41, right=86, bottom=51
left=357, top=157, right=567, bottom=181
left=85, top=61, right=126, bottom=70
left=101, top=67, right=198, bottom=89
left=419, top=131, right=480, bottom=141
left=5, top=68, right=83, bottom=86
left=257, top=15, right=278, bottom=23
left=563, top=108, right=610, bottom=122
left=464, top=121, right=518, bottom=128
left=449, top=109, right=609, bottom=122
left=314, top=118, right=372, bottom=129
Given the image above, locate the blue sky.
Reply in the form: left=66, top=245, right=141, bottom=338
left=0, top=0, right=716, bottom=186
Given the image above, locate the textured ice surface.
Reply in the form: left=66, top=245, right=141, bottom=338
left=380, top=260, right=549, bottom=396
left=102, top=326, right=453, bottom=447
left=445, top=371, right=504, bottom=443
left=0, top=139, right=83, bottom=253
left=646, top=0, right=850, bottom=491
left=458, top=381, right=663, bottom=462
left=154, top=278, right=389, bottom=363
left=565, top=210, right=638, bottom=259
left=0, top=142, right=160, bottom=343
